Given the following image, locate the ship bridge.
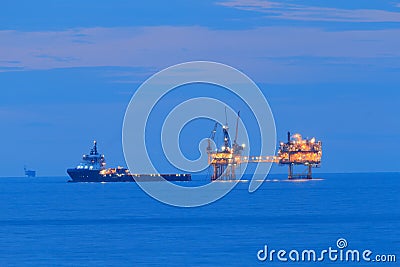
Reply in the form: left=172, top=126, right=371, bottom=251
left=76, top=141, right=106, bottom=170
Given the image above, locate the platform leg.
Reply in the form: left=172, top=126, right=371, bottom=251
left=288, top=164, right=293, bottom=179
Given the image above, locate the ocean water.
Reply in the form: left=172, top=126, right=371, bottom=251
left=0, top=173, right=399, bottom=266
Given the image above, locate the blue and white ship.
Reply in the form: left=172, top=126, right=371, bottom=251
left=67, top=141, right=191, bottom=182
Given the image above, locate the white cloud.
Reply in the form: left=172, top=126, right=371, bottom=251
left=0, top=26, right=399, bottom=83
left=218, top=0, right=400, bottom=22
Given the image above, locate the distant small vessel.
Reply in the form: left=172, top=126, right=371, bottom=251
left=24, top=166, right=36, bottom=178
left=67, top=141, right=191, bottom=182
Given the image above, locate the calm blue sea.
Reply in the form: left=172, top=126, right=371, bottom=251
left=0, top=173, right=399, bottom=266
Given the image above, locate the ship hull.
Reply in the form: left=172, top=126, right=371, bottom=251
left=67, top=169, right=191, bottom=182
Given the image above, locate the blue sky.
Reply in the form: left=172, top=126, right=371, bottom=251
left=1, top=0, right=399, bottom=176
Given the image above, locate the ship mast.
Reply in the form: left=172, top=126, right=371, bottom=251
left=91, top=140, right=98, bottom=155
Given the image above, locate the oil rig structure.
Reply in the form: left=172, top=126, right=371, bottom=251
left=24, top=166, right=36, bottom=178
left=207, top=113, right=322, bottom=180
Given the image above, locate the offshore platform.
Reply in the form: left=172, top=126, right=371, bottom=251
left=24, top=166, right=36, bottom=178
left=207, top=113, right=322, bottom=180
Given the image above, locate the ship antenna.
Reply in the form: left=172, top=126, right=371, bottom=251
left=93, top=140, right=98, bottom=154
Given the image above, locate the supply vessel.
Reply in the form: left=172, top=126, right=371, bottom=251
left=67, top=141, right=191, bottom=182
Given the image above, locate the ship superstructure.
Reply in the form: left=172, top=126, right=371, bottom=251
left=75, top=141, right=105, bottom=171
